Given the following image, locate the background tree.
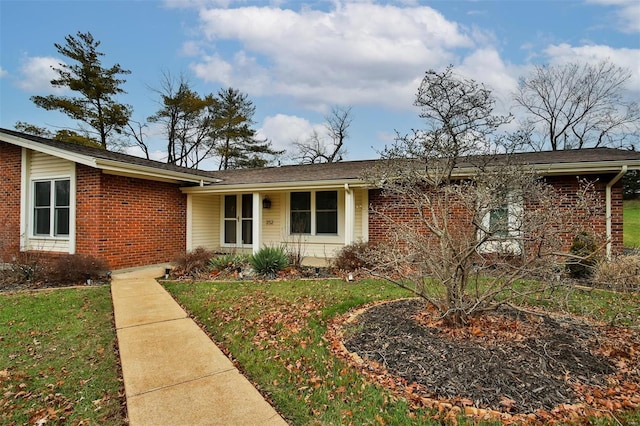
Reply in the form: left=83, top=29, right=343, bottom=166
left=14, top=121, right=103, bottom=149
left=293, top=106, right=352, bottom=164
left=148, top=73, right=214, bottom=168
left=363, top=66, right=600, bottom=327
left=514, top=60, right=639, bottom=151
left=211, top=87, right=282, bottom=170
left=30, top=31, right=132, bottom=149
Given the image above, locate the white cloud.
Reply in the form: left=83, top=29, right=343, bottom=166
left=124, top=146, right=167, bottom=162
left=17, top=56, right=66, bottom=94
left=258, top=113, right=323, bottom=153
left=543, top=43, right=640, bottom=92
left=190, top=2, right=475, bottom=110
left=587, top=0, right=640, bottom=33
left=0, top=66, right=7, bottom=78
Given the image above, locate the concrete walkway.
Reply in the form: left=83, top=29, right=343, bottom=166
left=111, top=265, right=288, bottom=426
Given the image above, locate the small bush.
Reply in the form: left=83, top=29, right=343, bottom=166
left=567, top=232, right=599, bottom=279
left=0, top=253, right=109, bottom=290
left=250, top=246, right=289, bottom=278
left=331, top=241, right=374, bottom=271
left=172, top=247, right=216, bottom=277
left=210, top=253, right=251, bottom=272
left=594, top=255, right=640, bottom=292
left=49, top=254, right=109, bottom=284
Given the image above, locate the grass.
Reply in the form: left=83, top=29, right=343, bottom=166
left=0, top=287, right=124, bottom=425
left=164, top=278, right=640, bottom=425
left=624, top=199, right=640, bottom=248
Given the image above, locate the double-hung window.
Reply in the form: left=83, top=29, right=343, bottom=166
left=290, top=191, right=338, bottom=235
left=33, top=179, right=70, bottom=237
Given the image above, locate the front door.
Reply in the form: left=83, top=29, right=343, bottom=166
left=224, top=194, right=253, bottom=246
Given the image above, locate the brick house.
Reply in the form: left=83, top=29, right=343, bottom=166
left=1, top=128, right=639, bottom=270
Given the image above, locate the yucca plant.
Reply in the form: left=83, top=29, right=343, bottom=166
left=250, top=246, right=289, bottom=278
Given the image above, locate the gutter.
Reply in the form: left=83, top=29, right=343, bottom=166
left=606, top=165, right=627, bottom=259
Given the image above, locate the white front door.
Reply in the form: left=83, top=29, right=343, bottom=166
left=223, top=194, right=253, bottom=246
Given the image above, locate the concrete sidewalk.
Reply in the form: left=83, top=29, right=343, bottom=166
left=111, top=265, right=288, bottom=426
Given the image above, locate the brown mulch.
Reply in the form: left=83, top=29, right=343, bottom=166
left=336, top=299, right=640, bottom=423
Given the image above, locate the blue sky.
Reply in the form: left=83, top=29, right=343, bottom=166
left=1, top=0, right=638, bottom=167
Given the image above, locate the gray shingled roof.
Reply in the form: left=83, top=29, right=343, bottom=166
left=3, top=128, right=639, bottom=187
left=206, top=147, right=640, bottom=185
left=0, top=127, right=215, bottom=180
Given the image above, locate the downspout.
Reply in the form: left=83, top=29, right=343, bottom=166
left=606, top=165, right=627, bottom=259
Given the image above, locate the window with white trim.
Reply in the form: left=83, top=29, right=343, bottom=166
left=479, top=192, right=522, bottom=254
left=33, top=179, right=70, bottom=237
left=290, top=191, right=338, bottom=235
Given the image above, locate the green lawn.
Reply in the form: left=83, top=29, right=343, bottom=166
left=0, top=287, right=124, bottom=425
left=624, top=199, right=640, bottom=248
left=164, top=279, right=640, bottom=425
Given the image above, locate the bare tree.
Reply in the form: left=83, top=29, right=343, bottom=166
left=363, top=66, right=601, bottom=327
left=514, top=60, right=640, bottom=151
left=293, top=106, right=352, bottom=164
left=124, top=120, right=150, bottom=160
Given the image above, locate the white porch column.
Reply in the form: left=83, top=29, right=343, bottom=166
left=185, top=193, right=193, bottom=251
left=344, top=184, right=355, bottom=246
left=252, top=192, right=262, bottom=254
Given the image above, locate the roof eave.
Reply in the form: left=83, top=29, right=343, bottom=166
left=181, top=178, right=367, bottom=193
left=0, top=132, right=219, bottom=184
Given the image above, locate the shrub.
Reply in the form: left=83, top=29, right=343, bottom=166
left=567, top=232, right=599, bottom=279
left=49, top=254, right=109, bottom=284
left=172, top=247, right=216, bottom=277
left=594, top=255, right=640, bottom=292
left=0, top=253, right=109, bottom=289
left=331, top=241, right=374, bottom=271
left=210, top=253, right=251, bottom=272
left=250, top=246, right=289, bottom=278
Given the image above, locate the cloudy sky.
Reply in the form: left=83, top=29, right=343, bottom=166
left=1, top=0, right=638, bottom=166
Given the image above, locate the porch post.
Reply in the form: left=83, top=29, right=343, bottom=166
left=344, top=184, right=355, bottom=246
left=252, top=192, right=261, bottom=254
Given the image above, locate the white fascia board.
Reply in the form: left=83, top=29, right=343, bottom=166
left=452, top=160, right=640, bottom=178
left=1, top=134, right=99, bottom=168
left=0, top=133, right=219, bottom=184
left=180, top=178, right=367, bottom=194
left=95, top=159, right=219, bottom=184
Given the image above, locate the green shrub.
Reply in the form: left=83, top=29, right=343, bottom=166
left=250, top=246, right=289, bottom=278
left=567, top=232, right=599, bottom=279
left=172, top=247, right=216, bottom=277
left=210, top=253, right=251, bottom=272
left=331, top=241, right=374, bottom=271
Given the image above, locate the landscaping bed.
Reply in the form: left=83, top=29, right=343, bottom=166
left=340, top=298, right=640, bottom=423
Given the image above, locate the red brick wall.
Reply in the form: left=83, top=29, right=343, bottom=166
left=368, top=173, right=625, bottom=256
left=75, top=165, right=187, bottom=269
left=0, top=142, right=22, bottom=262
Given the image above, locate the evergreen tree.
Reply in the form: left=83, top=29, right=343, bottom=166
left=31, top=31, right=132, bottom=149
left=211, top=88, right=282, bottom=170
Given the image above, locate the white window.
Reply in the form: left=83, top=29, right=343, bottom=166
left=33, top=179, right=70, bottom=238
left=290, top=191, right=338, bottom=235
left=478, top=192, right=522, bottom=254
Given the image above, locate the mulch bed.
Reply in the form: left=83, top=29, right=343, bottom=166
left=333, top=298, right=640, bottom=423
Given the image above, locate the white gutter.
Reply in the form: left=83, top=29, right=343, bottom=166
left=180, top=178, right=367, bottom=194
left=606, top=165, right=627, bottom=259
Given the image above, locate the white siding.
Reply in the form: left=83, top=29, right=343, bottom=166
left=261, top=192, right=283, bottom=246
left=190, top=194, right=220, bottom=250
left=25, top=151, right=75, bottom=253
left=30, top=151, right=74, bottom=179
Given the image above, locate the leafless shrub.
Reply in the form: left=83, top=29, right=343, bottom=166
left=172, top=247, right=216, bottom=277
left=362, top=66, right=603, bottom=327
left=593, top=255, right=640, bottom=292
